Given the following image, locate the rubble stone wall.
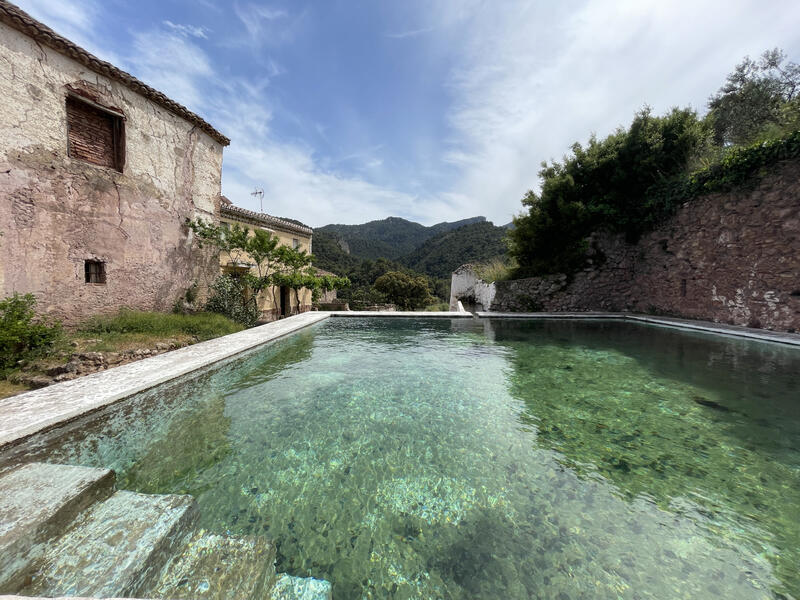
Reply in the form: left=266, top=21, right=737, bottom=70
left=0, top=22, right=224, bottom=324
left=489, top=159, right=800, bottom=332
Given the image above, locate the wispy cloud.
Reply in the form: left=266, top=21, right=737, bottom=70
left=12, top=0, right=119, bottom=64
left=384, top=27, right=434, bottom=40
left=163, top=20, right=209, bottom=39
left=433, top=0, right=800, bottom=223
left=128, top=30, right=213, bottom=111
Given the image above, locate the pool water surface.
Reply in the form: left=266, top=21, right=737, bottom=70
left=11, top=318, right=800, bottom=599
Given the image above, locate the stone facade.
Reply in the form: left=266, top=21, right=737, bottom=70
left=462, top=159, right=800, bottom=332
left=0, top=4, right=228, bottom=324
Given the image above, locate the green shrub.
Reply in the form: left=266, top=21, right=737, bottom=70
left=0, top=293, right=62, bottom=375
left=372, top=271, right=435, bottom=310
left=81, top=308, right=242, bottom=340
left=204, top=275, right=261, bottom=328
left=473, top=257, right=515, bottom=283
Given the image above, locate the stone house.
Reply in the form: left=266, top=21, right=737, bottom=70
left=0, top=1, right=229, bottom=324
left=219, top=197, right=314, bottom=321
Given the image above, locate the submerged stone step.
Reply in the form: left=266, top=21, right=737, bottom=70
left=0, top=462, right=115, bottom=592
left=271, top=574, right=333, bottom=600
left=149, top=530, right=276, bottom=600
left=21, top=490, right=197, bottom=598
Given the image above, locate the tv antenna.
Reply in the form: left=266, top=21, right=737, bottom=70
left=251, top=188, right=264, bottom=213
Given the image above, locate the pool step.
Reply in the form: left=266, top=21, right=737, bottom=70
left=0, top=462, right=115, bottom=592
left=20, top=490, right=197, bottom=598
left=271, top=574, right=333, bottom=600
left=149, top=530, right=277, bottom=600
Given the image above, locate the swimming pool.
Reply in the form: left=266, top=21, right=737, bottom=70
left=8, top=317, right=800, bottom=599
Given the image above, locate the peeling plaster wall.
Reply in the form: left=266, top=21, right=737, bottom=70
left=448, top=264, right=496, bottom=312
left=0, top=22, right=224, bottom=323
left=487, top=159, right=800, bottom=332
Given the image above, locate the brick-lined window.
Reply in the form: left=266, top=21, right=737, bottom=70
left=66, top=96, right=125, bottom=171
left=85, top=260, right=106, bottom=284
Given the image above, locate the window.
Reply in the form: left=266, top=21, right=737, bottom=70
left=292, top=238, right=300, bottom=250
left=85, top=260, right=106, bottom=284
left=66, top=95, right=125, bottom=171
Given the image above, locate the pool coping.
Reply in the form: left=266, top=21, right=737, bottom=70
left=2, top=309, right=798, bottom=451
left=475, top=311, right=800, bottom=347
left=0, top=312, right=331, bottom=450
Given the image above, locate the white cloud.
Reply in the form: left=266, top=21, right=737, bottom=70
left=127, top=31, right=214, bottom=111
left=433, top=0, right=800, bottom=224
left=163, top=20, right=209, bottom=39
left=12, top=0, right=120, bottom=64
left=232, top=3, right=294, bottom=46
left=384, top=27, right=434, bottom=40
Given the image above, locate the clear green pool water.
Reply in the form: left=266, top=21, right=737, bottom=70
left=13, top=318, right=800, bottom=599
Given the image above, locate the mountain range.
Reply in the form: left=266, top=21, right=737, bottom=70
left=312, top=216, right=510, bottom=285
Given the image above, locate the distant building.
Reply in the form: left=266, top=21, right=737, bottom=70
left=0, top=1, right=229, bottom=323
left=219, top=197, right=314, bottom=320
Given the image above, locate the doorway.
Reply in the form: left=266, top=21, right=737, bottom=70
left=279, top=286, right=290, bottom=318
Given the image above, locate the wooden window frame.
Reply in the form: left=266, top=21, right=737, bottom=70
left=66, top=93, right=126, bottom=172
left=84, top=260, right=107, bottom=285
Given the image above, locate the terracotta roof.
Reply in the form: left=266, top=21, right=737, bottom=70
left=0, top=0, right=230, bottom=146
left=220, top=203, right=313, bottom=236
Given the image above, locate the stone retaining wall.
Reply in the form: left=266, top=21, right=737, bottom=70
left=484, top=159, right=800, bottom=332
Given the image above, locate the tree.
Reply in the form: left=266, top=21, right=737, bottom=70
left=372, top=271, right=435, bottom=310
left=508, top=107, right=707, bottom=276
left=708, top=48, right=800, bottom=146
left=187, top=219, right=349, bottom=323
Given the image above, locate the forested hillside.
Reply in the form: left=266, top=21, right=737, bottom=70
left=401, top=222, right=508, bottom=279
left=312, top=216, right=508, bottom=306
left=317, top=216, right=486, bottom=261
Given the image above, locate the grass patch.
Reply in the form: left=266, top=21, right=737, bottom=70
left=424, top=302, right=451, bottom=312
left=81, top=309, right=244, bottom=340
left=0, top=379, right=32, bottom=400
left=473, top=258, right=515, bottom=283
left=74, top=310, right=244, bottom=353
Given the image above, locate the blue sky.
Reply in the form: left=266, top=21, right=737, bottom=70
left=14, top=0, right=800, bottom=227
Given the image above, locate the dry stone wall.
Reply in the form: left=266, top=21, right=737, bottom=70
left=0, top=22, right=224, bottom=324
left=490, top=159, right=800, bottom=332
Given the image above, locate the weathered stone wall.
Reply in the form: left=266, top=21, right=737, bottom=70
left=490, top=159, right=800, bottom=332
left=0, top=22, right=224, bottom=324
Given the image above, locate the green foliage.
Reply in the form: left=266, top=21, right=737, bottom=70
left=81, top=307, right=243, bottom=340
left=423, top=302, right=451, bottom=312
left=372, top=271, right=435, bottom=310
left=509, top=48, right=800, bottom=278
left=708, top=48, right=800, bottom=146
left=314, top=218, right=505, bottom=307
left=318, top=216, right=486, bottom=261
left=509, top=107, right=708, bottom=275
left=204, top=275, right=261, bottom=328
left=186, top=219, right=349, bottom=321
left=401, top=222, right=508, bottom=279
left=473, top=257, right=516, bottom=283
left=0, top=293, right=62, bottom=375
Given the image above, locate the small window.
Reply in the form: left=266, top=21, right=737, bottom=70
left=66, top=96, right=125, bottom=171
left=85, top=260, right=106, bottom=284
left=292, top=238, right=300, bottom=250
